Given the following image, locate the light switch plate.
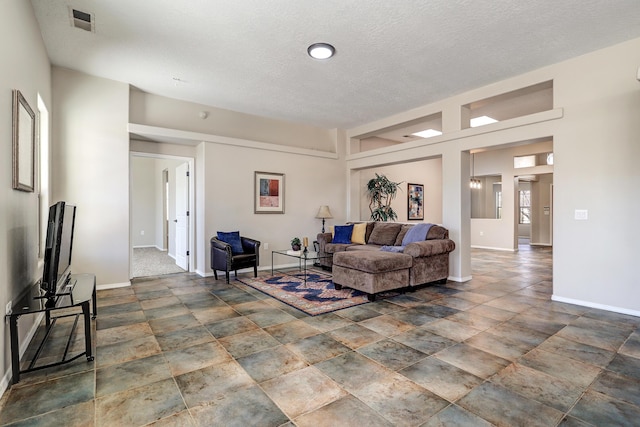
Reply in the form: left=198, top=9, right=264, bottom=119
left=575, top=209, right=588, bottom=220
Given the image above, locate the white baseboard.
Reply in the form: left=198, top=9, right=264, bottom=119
left=448, top=275, right=472, bottom=283
left=97, top=281, right=131, bottom=290
left=552, top=295, right=640, bottom=318
left=470, top=245, right=516, bottom=252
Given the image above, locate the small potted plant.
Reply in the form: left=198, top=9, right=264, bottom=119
left=291, top=237, right=301, bottom=251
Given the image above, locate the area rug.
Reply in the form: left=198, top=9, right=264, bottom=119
left=237, top=271, right=373, bottom=316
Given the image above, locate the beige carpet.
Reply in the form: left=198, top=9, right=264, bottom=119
left=132, top=247, right=185, bottom=277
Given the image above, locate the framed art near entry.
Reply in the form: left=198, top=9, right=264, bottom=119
left=12, top=90, right=36, bottom=192
left=255, top=171, right=285, bottom=214
left=408, top=183, right=424, bottom=220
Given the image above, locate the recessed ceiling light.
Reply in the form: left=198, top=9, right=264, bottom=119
left=470, top=116, right=498, bottom=127
left=411, top=129, right=443, bottom=138
left=307, top=43, right=335, bottom=60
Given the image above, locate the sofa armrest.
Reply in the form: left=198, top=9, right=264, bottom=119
left=316, top=232, right=332, bottom=254
left=404, top=239, right=455, bottom=257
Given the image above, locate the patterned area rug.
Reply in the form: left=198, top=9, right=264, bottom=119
left=237, top=271, right=373, bottom=316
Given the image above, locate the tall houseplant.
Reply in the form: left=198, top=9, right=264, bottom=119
left=366, top=173, right=401, bottom=221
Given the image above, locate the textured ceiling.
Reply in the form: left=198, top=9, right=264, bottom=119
left=31, top=0, right=640, bottom=129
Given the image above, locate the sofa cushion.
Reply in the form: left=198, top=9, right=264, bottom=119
left=332, top=224, right=354, bottom=244
left=351, top=222, right=367, bottom=244
left=394, top=224, right=413, bottom=246
left=365, top=222, right=376, bottom=242
left=402, top=223, right=432, bottom=245
left=334, top=251, right=412, bottom=273
left=367, top=222, right=402, bottom=246
left=346, top=244, right=382, bottom=252
left=217, top=231, right=244, bottom=255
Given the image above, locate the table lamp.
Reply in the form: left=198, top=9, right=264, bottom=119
left=315, top=205, right=333, bottom=233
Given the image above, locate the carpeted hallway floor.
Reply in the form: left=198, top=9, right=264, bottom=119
left=132, top=247, right=185, bottom=278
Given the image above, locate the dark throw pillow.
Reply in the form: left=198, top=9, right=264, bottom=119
left=332, top=224, right=354, bottom=244
left=217, top=231, right=244, bottom=254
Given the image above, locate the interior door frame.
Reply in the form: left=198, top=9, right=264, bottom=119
left=174, top=162, right=190, bottom=271
left=129, top=152, right=196, bottom=277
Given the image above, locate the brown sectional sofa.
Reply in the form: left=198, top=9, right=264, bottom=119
left=317, top=222, right=456, bottom=300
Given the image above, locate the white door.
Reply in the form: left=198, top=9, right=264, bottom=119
left=175, top=163, right=189, bottom=270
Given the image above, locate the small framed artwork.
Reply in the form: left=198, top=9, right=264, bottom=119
left=12, top=90, right=36, bottom=192
left=407, top=183, right=424, bottom=220
left=254, top=171, right=285, bottom=214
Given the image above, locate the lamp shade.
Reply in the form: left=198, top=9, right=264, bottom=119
left=315, top=205, right=333, bottom=219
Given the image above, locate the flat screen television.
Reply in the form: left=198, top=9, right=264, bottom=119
left=42, top=201, right=77, bottom=298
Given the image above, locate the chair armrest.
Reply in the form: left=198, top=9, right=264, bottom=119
left=210, top=237, right=233, bottom=269
left=404, top=239, right=456, bottom=257
left=211, top=237, right=232, bottom=253
left=240, top=237, right=260, bottom=254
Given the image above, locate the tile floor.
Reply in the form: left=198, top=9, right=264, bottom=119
left=1, top=246, right=640, bottom=426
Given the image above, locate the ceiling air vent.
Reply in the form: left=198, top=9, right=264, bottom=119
left=70, top=8, right=93, bottom=32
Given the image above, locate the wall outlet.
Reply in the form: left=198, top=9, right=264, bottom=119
left=263, top=242, right=269, bottom=250
left=140, top=230, right=145, bottom=235
left=479, top=231, right=484, bottom=236
left=6, top=301, right=12, bottom=316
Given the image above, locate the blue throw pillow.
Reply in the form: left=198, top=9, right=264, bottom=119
left=332, top=224, right=354, bottom=244
left=217, top=231, right=244, bottom=254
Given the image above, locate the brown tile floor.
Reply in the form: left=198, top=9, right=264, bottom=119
left=2, top=245, right=640, bottom=426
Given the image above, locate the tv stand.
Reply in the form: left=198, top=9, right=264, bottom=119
left=7, top=273, right=97, bottom=384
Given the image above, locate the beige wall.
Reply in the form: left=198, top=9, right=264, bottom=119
left=200, top=140, right=346, bottom=274
left=129, top=90, right=337, bottom=152
left=131, top=157, right=157, bottom=247
left=358, top=158, right=443, bottom=224
left=0, top=0, right=52, bottom=392
left=52, top=67, right=130, bottom=287
left=346, top=37, right=640, bottom=314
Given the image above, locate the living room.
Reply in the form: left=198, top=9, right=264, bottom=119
left=2, top=0, right=640, bottom=420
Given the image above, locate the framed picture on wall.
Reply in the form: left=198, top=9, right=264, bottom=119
left=407, top=183, right=424, bottom=220
left=254, top=171, right=285, bottom=214
left=12, top=90, right=36, bottom=192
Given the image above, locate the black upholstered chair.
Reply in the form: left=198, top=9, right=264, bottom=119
left=210, top=235, right=260, bottom=283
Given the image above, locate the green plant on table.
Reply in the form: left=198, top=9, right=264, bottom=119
left=291, top=237, right=301, bottom=250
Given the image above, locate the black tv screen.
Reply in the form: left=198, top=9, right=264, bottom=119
left=42, top=201, right=77, bottom=297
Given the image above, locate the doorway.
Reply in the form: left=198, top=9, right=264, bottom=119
left=516, top=173, right=553, bottom=249
left=130, top=153, right=195, bottom=278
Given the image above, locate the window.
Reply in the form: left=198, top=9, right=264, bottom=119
left=37, top=94, right=50, bottom=257
left=519, top=190, right=531, bottom=224
left=514, top=155, right=536, bottom=169
left=495, top=191, right=502, bottom=219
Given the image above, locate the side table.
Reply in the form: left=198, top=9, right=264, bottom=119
left=7, top=273, right=97, bottom=384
